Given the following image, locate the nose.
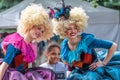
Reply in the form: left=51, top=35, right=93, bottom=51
left=71, top=28, right=76, bottom=32
left=56, top=55, right=60, bottom=60
left=37, top=29, right=43, bottom=36
left=35, top=30, right=40, bottom=35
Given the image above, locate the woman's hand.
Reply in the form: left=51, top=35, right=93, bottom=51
left=89, top=42, right=117, bottom=71
left=89, top=59, right=106, bottom=71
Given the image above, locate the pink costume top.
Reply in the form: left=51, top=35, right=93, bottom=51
left=1, top=32, right=36, bottom=66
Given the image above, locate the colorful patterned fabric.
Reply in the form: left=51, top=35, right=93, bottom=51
left=72, top=53, right=93, bottom=68
left=0, top=32, right=56, bottom=80
left=0, top=59, right=56, bottom=80
left=3, top=44, right=28, bottom=72
left=60, top=33, right=112, bottom=65
left=1, top=32, right=36, bottom=63
left=60, top=33, right=120, bottom=80
left=60, top=33, right=96, bottom=65
left=67, top=51, right=120, bottom=80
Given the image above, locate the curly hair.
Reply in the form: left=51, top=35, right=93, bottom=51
left=17, top=4, right=53, bottom=42
left=53, top=7, right=89, bottom=39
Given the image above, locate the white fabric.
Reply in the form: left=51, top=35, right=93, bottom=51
left=40, top=62, right=67, bottom=80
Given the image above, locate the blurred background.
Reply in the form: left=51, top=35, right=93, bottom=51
left=0, top=0, right=120, bottom=65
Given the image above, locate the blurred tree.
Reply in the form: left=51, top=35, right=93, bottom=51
left=0, top=0, right=23, bottom=12
left=83, top=0, right=120, bottom=26
left=97, top=0, right=120, bottom=10
left=82, top=0, right=98, bottom=8
left=83, top=0, right=120, bottom=10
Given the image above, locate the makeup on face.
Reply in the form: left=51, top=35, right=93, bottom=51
left=30, top=25, right=45, bottom=39
left=65, top=24, right=78, bottom=39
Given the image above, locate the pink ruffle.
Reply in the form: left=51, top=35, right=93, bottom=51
left=1, top=33, right=36, bottom=63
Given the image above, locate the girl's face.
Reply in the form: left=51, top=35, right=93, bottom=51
left=65, top=24, right=78, bottom=39
left=47, top=47, right=60, bottom=64
left=29, top=25, right=45, bottom=40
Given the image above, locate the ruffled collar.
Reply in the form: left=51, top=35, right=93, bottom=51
left=1, top=32, right=36, bottom=63
left=60, top=33, right=94, bottom=65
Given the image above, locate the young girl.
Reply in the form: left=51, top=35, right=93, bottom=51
left=40, top=42, right=67, bottom=80
left=0, top=4, right=56, bottom=80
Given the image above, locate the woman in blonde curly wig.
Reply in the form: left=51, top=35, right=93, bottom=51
left=17, top=4, right=53, bottom=42
left=0, top=4, right=56, bottom=80
left=53, top=7, right=120, bottom=80
left=53, top=7, right=88, bottom=38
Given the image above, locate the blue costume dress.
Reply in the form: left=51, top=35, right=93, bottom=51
left=60, top=33, right=120, bottom=80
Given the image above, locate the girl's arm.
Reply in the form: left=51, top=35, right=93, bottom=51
left=0, top=62, right=9, bottom=80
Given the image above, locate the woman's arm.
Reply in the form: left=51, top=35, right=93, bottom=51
left=102, top=42, right=117, bottom=65
left=89, top=42, right=117, bottom=70
left=0, top=44, right=20, bottom=79
left=0, top=62, right=9, bottom=80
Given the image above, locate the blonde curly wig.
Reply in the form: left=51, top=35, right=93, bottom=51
left=53, top=7, right=89, bottom=39
left=17, top=4, right=53, bottom=42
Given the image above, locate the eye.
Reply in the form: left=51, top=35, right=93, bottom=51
left=41, top=30, right=44, bottom=33
left=74, top=27, right=77, bottom=29
left=67, top=28, right=72, bottom=30
left=38, top=27, right=44, bottom=33
left=52, top=52, right=56, bottom=55
left=38, top=27, right=41, bottom=30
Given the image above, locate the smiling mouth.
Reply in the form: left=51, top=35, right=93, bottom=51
left=35, top=33, right=41, bottom=37
left=70, top=33, right=76, bottom=36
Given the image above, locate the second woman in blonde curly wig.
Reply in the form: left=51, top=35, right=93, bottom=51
left=53, top=7, right=89, bottom=38
left=52, top=6, right=118, bottom=80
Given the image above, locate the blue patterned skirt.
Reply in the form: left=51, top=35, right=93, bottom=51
left=67, top=51, right=120, bottom=80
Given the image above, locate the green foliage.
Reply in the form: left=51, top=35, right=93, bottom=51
left=99, top=0, right=120, bottom=10
left=82, top=0, right=98, bottom=8
left=82, top=0, right=120, bottom=10
left=0, top=0, right=23, bottom=12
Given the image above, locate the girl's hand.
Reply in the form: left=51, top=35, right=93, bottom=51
left=89, top=59, right=106, bottom=71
